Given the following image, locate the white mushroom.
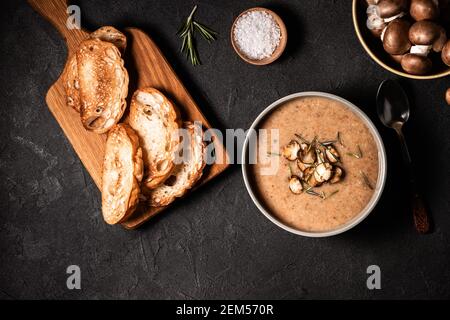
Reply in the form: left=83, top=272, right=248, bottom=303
left=325, top=146, right=340, bottom=163
left=330, top=167, right=344, bottom=184
left=367, top=0, right=409, bottom=37
left=297, top=159, right=312, bottom=172
left=301, top=148, right=316, bottom=164
left=367, top=13, right=387, bottom=37
left=315, top=149, right=326, bottom=164
left=289, top=176, right=303, bottom=194
left=281, top=140, right=301, bottom=161
left=314, top=163, right=333, bottom=183
left=307, top=174, right=321, bottom=188
left=367, top=4, right=381, bottom=16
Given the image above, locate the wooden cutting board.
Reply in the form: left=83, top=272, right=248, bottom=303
left=28, top=0, right=229, bottom=229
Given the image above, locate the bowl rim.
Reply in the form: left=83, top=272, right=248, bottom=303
left=352, top=0, right=450, bottom=80
left=230, top=7, right=287, bottom=66
left=241, top=91, right=388, bottom=237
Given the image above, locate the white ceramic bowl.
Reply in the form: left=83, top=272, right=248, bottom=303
left=241, top=92, right=387, bottom=237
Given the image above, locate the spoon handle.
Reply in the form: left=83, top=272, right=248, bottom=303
left=412, top=190, right=430, bottom=234
left=395, top=128, right=431, bottom=234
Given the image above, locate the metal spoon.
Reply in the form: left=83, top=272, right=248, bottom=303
left=376, top=79, right=431, bottom=234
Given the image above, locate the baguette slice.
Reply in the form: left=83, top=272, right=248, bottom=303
left=77, top=38, right=128, bottom=133
left=89, top=26, right=127, bottom=53
left=129, top=88, right=181, bottom=189
left=63, top=26, right=126, bottom=113
left=102, top=124, right=143, bottom=224
left=148, top=122, right=206, bottom=207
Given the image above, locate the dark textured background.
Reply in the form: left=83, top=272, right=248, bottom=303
left=1, top=0, right=449, bottom=300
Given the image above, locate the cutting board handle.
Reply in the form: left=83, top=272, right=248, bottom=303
left=28, top=0, right=87, bottom=49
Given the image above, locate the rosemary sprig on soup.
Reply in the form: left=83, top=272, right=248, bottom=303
left=346, top=145, right=363, bottom=159
left=360, top=171, right=374, bottom=190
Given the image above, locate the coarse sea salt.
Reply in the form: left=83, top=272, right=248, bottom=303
left=233, top=10, right=281, bottom=60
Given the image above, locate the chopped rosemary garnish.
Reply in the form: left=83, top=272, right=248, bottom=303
left=357, top=145, right=363, bottom=156
left=337, top=131, right=345, bottom=147
left=177, top=5, right=217, bottom=66
left=346, top=152, right=360, bottom=159
left=306, top=189, right=326, bottom=199
left=295, top=133, right=310, bottom=144
left=306, top=189, right=339, bottom=200
left=346, top=145, right=363, bottom=159
left=360, top=171, right=374, bottom=190
left=307, top=135, right=318, bottom=152
left=324, top=190, right=339, bottom=199
left=320, top=140, right=337, bottom=146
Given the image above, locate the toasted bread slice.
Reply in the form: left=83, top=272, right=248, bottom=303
left=89, top=26, right=127, bottom=53
left=102, top=124, right=143, bottom=224
left=77, top=39, right=128, bottom=133
left=63, top=54, right=80, bottom=112
left=129, top=88, right=181, bottom=189
left=148, top=122, right=206, bottom=207
left=63, top=27, right=126, bottom=113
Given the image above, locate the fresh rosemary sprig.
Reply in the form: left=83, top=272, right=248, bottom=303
left=346, top=145, right=363, bottom=159
left=177, top=5, right=217, bottom=66
left=320, top=140, right=337, bottom=146
left=324, top=189, right=339, bottom=199
left=295, top=133, right=310, bottom=144
left=360, top=171, right=374, bottom=190
left=193, top=21, right=217, bottom=42
left=305, top=188, right=339, bottom=200
left=306, top=189, right=326, bottom=199
left=307, top=135, right=318, bottom=153
left=303, top=182, right=313, bottom=192
left=337, top=131, right=345, bottom=147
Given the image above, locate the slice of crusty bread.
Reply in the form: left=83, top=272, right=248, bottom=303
left=63, top=54, right=80, bottom=112
left=148, top=122, right=206, bottom=207
left=129, top=88, right=181, bottom=189
left=63, top=26, right=126, bottom=114
left=102, top=123, right=143, bottom=224
left=77, top=39, right=129, bottom=134
left=89, top=26, right=127, bottom=53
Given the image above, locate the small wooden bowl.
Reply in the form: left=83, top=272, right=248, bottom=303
left=231, top=7, right=287, bottom=66
left=352, top=0, right=450, bottom=80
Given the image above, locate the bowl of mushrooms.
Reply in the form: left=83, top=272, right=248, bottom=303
left=353, top=0, right=450, bottom=79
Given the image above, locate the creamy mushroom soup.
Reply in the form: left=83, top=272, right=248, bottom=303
left=250, top=96, right=379, bottom=232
